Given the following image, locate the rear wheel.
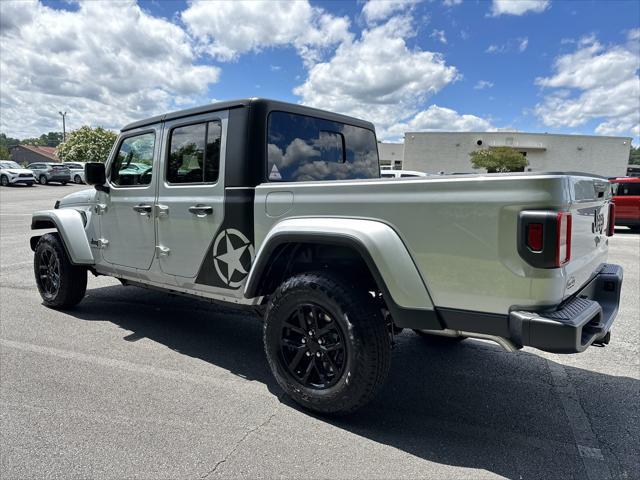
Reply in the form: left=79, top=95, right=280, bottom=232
left=264, top=271, right=391, bottom=415
left=34, top=233, right=87, bottom=308
left=0, top=175, right=9, bottom=186
left=39, top=175, right=47, bottom=185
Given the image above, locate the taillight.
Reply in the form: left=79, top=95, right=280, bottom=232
left=607, top=202, right=615, bottom=237
left=555, top=212, right=572, bottom=267
left=526, top=223, right=543, bottom=251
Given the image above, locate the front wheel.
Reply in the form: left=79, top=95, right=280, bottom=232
left=39, top=175, right=48, bottom=185
left=34, top=233, right=87, bottom=308
left=0, top=175, right=9, bottom=186
left=74, top=175, right=82, bottom=184
left=264, top=272, right=391, bottom=415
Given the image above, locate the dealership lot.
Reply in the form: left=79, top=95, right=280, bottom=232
left=1, top=184, right=638, bottom=479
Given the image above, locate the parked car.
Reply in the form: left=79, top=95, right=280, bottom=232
left=0, top=160, right=36, bottom=186
left=380, top=169, right=428, bottom=178
left=27, top=162, right=71, bottom=185
left=30, top=98, right=622, bottom=415
left=64, top=162, right=86, bottom=184
left=609, top=177, right=640, bottom=231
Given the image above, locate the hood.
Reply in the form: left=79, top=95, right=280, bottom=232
left=3, top=168, right=34, bottom=174
left=58, top=188, right=97, bottom=207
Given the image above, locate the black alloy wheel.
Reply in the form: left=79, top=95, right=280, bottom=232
left=37, top=246, right=61, bottom=301
left=264, top=271, right=391, bottom=415
left=279, top=303, right=347, bottom=389
left=33, top=233, right=87, bottom=308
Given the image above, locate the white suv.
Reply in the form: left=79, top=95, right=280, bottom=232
left=0, top=160, right=36, bottom=186
left=64, top=162, right=87, bottom=184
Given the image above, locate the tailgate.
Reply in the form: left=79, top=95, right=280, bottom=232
left=563, top=176, right=613, bottom=299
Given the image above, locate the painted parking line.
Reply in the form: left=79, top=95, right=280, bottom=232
left=547, top=359, right=612, bottom=480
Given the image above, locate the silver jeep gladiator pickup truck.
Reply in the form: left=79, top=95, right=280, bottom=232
left=31, top=98, right=623, bottom=414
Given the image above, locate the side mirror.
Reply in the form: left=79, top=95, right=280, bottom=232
left=84, top=162, right=109, bottom=193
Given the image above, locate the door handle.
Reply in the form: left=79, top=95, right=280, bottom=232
left=132, top=204, right=152, bottom=215
left=188, top=205, right=213, bottom=218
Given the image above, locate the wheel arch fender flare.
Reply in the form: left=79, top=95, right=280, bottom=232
left=244, top=218, right=435, bottom=313
left=31, top=209, right=94, bottom=265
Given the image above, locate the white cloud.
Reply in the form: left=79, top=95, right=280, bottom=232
left=0, top=0, right=219, bottom=138
left=535, top=35, right=640, bottom=138
left=518, top=37, right=529, bottom=52
left=181, top=0, right=351, bottom=65
left=430, top=29, right=447, bottom=44
left=490, top=0, right=550, bottom=16
left=486, top=37, right=529, bottom=54
left=474, top=80, right=494, bottom=90
left=362, top=0, right=418, bottom=24
left=443, top=0, right=463, bottom=6
left=293, top=16, right=459, bottom=139
left=388, top=105, right=494, bottom=137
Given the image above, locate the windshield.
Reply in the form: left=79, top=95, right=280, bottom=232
left=0, top=161, right=21, bottom=169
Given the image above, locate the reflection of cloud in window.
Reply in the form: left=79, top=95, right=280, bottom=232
left=268, top=138, right=320, bottom=168
left=293, top=158, right=377, bottom=181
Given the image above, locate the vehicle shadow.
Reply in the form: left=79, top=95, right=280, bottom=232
left=67, top=284, right=639, bottom=480
left=614, top=227, right=638, bottom=234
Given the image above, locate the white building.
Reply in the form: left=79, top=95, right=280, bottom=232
left=401, top=131, right=631, bottom=177
left=377, top=142, right=404, bottom=169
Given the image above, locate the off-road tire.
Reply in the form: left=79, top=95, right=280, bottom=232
left=0, top=175, right=9, bottom=187
left=34, top=233, right=87, bottom=308
left=413, top=329, right=466, bottom=344
left=264, top=271, right=391, bottom=415
left=39, top=175, right=48, bottom=185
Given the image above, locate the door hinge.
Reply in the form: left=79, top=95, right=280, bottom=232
left=90, top=238, right=109, bottom=249
left=156, top=204, right=169, bottom=218
left=94, top=203, right=107, bottom=214
left=156, top=246, right=170, bottom=257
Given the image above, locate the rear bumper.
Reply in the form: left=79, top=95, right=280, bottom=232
left=509, top=264, right=623, bottom=353
left=48, top=174, right=71, bottom=183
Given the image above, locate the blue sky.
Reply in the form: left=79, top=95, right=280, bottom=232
left=2, top=0, right=639, bottom=143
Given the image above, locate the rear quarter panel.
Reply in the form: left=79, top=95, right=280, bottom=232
left=255, top=174, right=593, bottom=315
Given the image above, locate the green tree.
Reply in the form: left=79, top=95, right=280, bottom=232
left=629, top=146, right=640, bottom=165
left=0, top=144, right=10, bottom=159
left=470, top=147, right=529, bottom=173
left=56, top=126, right=118, bottom=163
left=0, top=133, right=20, bottom=149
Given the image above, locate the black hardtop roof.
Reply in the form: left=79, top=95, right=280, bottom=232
left=121, top=98, right=376, bottom=132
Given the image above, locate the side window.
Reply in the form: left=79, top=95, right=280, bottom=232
left=620, top=183, right=640, bottom=195
left=167, top=121, right=221, bottom=184
left=110, top=132, right=155, bottom=186
left=267, top=112, right=379, bottom=182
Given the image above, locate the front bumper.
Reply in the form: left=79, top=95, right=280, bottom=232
left=509, top=264, right=623, bottom=353
left=9, top=175, right=36, bottom=184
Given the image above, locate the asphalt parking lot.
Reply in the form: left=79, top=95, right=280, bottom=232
left=0, top=183, right=638, bottom=480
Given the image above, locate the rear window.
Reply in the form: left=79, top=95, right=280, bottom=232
left=613, top=182, right=640, bottom=196
left=267, top=111, right=379, bottom=182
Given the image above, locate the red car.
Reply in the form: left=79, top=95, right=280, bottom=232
left=610, top=177, right=640, bottom=232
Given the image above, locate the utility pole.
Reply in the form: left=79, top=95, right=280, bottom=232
left=58, top=111, right=67, bottom=142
